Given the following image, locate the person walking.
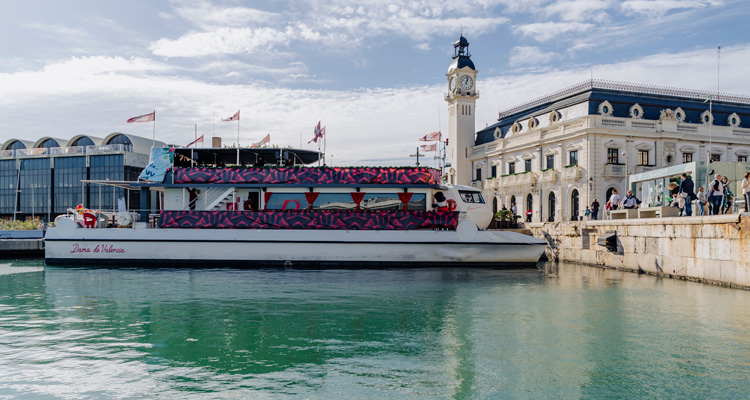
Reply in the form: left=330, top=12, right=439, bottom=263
left=678, top=173, right=696, bottom=216
left=591, top=199, right=600, bottom=220
left=622, top=190, right=641, bottom=209
left=526, top=209, right=532, bottom=222
left=584, top=206, right=591, bottom=220
left=742, top=172, right=750, bottom=213
left=721, top=177, right=734, bottom=214
left=697, top=187, right=706, bottom=216
left=607, top=190, right=621, bottom=211
left=707, top=174, right=723, bottom=215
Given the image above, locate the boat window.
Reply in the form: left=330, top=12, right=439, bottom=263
left=265, top=193, right=427, bottom=211
left=458, top=190, right=484, bottom=203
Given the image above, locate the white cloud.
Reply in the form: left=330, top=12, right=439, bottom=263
left=620, top=0, right=724, bottom=16
left=544, top=0, right=613, bottom=22
left=3, top=45, right=750, bottom=166
left=509, top=46, right=560, bottom=67
left=170, top=0, right=281, bottom=30
left=150, top=27, right=294, bottom=57
left=514, top=22, right=595, bottom=42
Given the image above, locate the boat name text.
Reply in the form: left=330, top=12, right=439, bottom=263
left=71, top=244, right=125, bottom=254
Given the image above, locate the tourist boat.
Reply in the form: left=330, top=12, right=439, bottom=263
left=44, top=148, right=546, bottom=267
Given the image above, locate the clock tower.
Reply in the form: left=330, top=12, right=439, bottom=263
left=445, top=35, right=478, bottom=186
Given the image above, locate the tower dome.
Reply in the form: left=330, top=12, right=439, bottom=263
left=448, top=35, right=475, bottom=72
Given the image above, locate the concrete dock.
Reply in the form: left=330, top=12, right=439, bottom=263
left=528, top=214, right=750, bottom=290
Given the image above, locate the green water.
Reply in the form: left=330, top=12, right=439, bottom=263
left=0, top=260, right=749, bottom=399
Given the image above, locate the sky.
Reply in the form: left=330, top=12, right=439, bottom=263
left=1, top=0, right=750, bottom=166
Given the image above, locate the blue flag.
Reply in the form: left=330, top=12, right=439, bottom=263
left=138, top=148, right=174, bottom=183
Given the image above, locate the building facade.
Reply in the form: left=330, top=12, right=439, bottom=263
left=442, top=40, right=750, bottom=222
left=465, top=80, right=750, bottom=222
left=0, top=133, right=162, bottom=221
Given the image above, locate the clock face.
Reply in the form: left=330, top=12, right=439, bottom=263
left=449, top=76, right=456, bottom=91
left=460, top=75, right=473, bottom=90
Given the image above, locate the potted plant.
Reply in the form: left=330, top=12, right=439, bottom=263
left=494, top=210, right=513, bottom=229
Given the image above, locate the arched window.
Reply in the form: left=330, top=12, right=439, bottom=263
left=548, top=192, right=556, bottom=222
left=8, top=141, right=26, bottom=151
left=571, top=189, right=580, bottom=221
left=526, top=193, right=533, bottom=215
left=107, top=134, right=133, bottom=151
left=38, top=139, right=60, bottom=149
left=71, top=137, right=95, bottom=147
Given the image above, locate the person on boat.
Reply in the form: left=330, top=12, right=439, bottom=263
left=255, top=156, right=266, bottom=167
left=433, top=192, right=449, bottom=211
left=187, top=188, right=199, bottom=210
left=243, top=194, right=257, bottom=211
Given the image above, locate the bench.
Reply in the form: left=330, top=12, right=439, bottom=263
left=610, top=209, right=638, bottom=219
left=638, top=206, right=679, bottom=219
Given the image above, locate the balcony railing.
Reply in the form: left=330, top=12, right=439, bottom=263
left=50, top=146, right=85, bottom=155
left=0, top=150, right=13, bottom=158
left=562, top=165, right=582, bottom=181
left=15, top=148, right=48, bottom=157
left=603, top=164, right=627, bottom=177
left=539, top=169, right=557, bottom=183
left=86, top=144, right=129, bottom=153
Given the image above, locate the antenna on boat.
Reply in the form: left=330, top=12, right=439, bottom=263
left=410, top=147, right=422, bottom=166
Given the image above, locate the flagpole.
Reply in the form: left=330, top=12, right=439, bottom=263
left=237, top=111, right=241, bottom=165
left=152, top=110, right=156, bottom=147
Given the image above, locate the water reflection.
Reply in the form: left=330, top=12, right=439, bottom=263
left=0, top=260, right=748, bottom=398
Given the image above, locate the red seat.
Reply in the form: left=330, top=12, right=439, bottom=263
left=82, top=212, right=97, bottom=228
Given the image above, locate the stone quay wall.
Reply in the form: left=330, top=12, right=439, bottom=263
left=528, top=214, right=750, bottom=289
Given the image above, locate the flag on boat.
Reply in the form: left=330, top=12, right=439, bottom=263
left=251, top=134, right=270, bottom=148
left=127, top=111, right=155, bottom=123
left=420, top=143, right=437, bottom=152
left=308, top=121, right=324, bottom=143
left=138, top=148, right=174, bottom=183
left=186, top=135, right=204, bottom=148
left=222, top=110, right=240, bottom=121
left=419, top=131, right=441, bottom=141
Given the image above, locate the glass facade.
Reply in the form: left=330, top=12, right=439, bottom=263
left=71, top=137, right=95, bottom=147
left=19, top=158, right=51, bottom=215
left=39, top=139, right=60, bottom=149
left=0, top=160, right=17, bottom=214
left=53, top=156, right=87, bottom=213
left=107, top=135, right=133, bottom=152
left=89, top=155, right=125, bottom=211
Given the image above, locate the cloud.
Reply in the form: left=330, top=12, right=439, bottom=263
left=509, top=46, right=560, bottom=67
left=544, top=0, right=613, bottom=22
left=3, top=45, right=750, bottom=166
left=150, top=27, right=294, bottom=57
left=513, top=22, right=595, bottom=42
left=170, top=0, right=281, bottom=30
left=620, top=0, right=724, bottom=16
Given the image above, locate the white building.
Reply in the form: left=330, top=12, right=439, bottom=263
left=445, top=39, right=750, bottom=222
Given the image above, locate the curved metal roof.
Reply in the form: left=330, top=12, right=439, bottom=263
left=66, top=134, right=104, bottom=147
left=1, top=139, right=35, bottom=151
left=33, top=137, right=67, bottom=149
left=102, top=132, right=166, bottom=154
left=448, top=57, right=475, bottom=72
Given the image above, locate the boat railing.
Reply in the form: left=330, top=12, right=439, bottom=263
left=184, top=187, right=235, bottom=210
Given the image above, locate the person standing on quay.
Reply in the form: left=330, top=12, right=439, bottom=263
left=679, top=173, right=696, bottom=216
left=526, top=208, right=532, bottom=222
left=742, top=172, right=750, bottom=213
left=607, top=190, right=620, bottom=211
left=697, top=187, right=706, bottom=216
left=708, top=174, right=723, bottom=215
left=721, top=176, right=734, bottom=214
left=591, top=199, right=600, bottom=220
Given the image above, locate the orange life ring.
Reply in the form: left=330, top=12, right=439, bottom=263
left=446, top=199, right=457, bottom=211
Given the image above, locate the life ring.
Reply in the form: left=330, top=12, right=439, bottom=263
left=446, top=199, right=458, bottom=211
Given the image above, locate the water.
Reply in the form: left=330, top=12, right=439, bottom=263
left=0, top=260, right=749, bottom=399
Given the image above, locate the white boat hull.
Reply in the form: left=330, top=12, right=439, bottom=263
left=44, top=227, right=547, bottom=268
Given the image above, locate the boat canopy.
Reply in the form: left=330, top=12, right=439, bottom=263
left=173, top=147, right=321, bottom=167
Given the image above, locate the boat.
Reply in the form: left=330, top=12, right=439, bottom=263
left=44, top=147, right=546, bottom=267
